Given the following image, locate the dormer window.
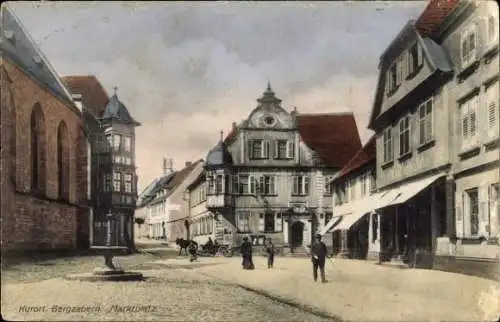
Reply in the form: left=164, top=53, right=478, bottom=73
left=386, top=63, right=398, bottom=94
left=460, top=22, right=477, bottom=68
left=487, top=14, right=499, bottom=46
left=33, top=55, right=43, bottom=67
left=407, top=43, right=423, bottom=77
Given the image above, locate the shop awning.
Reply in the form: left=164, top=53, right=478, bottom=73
left=331, top=192, right=385, bottom=231
left=386, top=173, right=445, bottom=207
left=321, top=216, right=344, bottom=234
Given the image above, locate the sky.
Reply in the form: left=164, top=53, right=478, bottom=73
left=9, top=1, right=427, bottom=191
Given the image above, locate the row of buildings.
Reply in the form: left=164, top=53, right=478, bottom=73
left=136, top=0, right=499, bottom=278
left=1, top=6, right=141, bottom=253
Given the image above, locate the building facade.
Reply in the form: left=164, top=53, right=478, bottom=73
left=367, top=0, right=499, bottom=275
left=203, top=84, right=361, bottom=251
left=419, top=0, right=499, bottom=273
left=322, top=136, right=379, bottom=260
left=1, top=7, right=90, bottom=252
left=63, top=76, right=141, bottom=251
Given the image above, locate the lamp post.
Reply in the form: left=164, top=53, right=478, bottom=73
left=104, top=210, right=117, bottom=270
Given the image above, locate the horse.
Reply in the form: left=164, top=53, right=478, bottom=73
left=176, top=238, right=196, bottom=256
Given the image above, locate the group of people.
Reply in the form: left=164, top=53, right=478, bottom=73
left=240, top=233, right=329, bottom=283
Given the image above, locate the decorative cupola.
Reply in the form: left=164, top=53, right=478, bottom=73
left=257, top=81, right=282, bottom=105
left=204, top=131, right=233, bottom=210
left=101, top=87, right=141, bottom=126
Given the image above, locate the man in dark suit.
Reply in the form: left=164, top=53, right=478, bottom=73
left=311, top=233, right=327, bottom=283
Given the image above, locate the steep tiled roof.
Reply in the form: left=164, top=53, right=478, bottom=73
left=337, top=135, right=376, bottom=179
left=223, top=127, right=237, bottom=144
left=415, top=0, right=461, bottom=37
left=62, top=75, right=109, bottom=116
left=148, top=159, right=204, bottom=204
left=206, top=140, right=233, bottom=166
left=296, top=113, right=362, bottom=168
left=1, top=6, right=74, bottom=105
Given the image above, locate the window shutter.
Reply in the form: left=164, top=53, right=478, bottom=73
left=487, top=83, right=499, bottom=137
left=286, top=140, right=294, bottom=159
left=273, top=140, right=278, bottom=158
left=470, top=97, right=478, bottom=143
left=479, top=185, right=488, bottom=236
left=259, top=176, right=264, bottom=195
left=426, top=101, right=433, bottom=141
left=259, top=214, right=265, bottom=232
left=461, top=103, right=469, bottom=148
left=456, top=193, right=464, bottom=238
left=275, top=213, right=282, bottom=232
left=402, top=52, right=408, bottom=79
left=270, top=176, right=276, bottom=195
left=264, top=140, right=270, bottom=158
left=304, top=176, right=310, bottom=195
left=417, top=43, right=423, bottom=67
left=247, top=140, right=253, bottom=160
left=292, top=176, right=298, bottom=195
left=232, top=175, right=239, bottom=194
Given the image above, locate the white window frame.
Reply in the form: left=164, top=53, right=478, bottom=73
left=399, top=115, right=411, bottom=157
left=360, top=173, right=367, bottom=198
left=460, top=22, right=477, bottom=69
left=237, top=211, right=250, bottom=233
left=124, top=173, right=132, bottom=193
left=112, top=134, right=121, bottom=152
left=292, top=175, right=309, bottom=196
left=407, top=42, right=423, bottom=76
left=113, top=171, right=121, bottom=192
left=486, top=12, right=499, bottom=48
left=248, top=139, right=269, bottom=159
left=259, top=175, right=277, bottom=195
left=418, top=98, right=434, bottom=146
left=383, top=127, right=393, bottom=163
left=464, top=188, right=480, bottom=237
left=461, top=95, right=479, bottom=151
left=104, top=174, right=111, bottom=192
left=489, top=183, right=499, bottom=238
left=237, top=174, right=256, bottom=195
left=324, top=176, right=333, bottom=196
left=486, top=82, right=499, bottom=139
left=123, top=136, right=132, bottom=152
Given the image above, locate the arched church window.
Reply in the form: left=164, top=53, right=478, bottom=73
left=57, top=120, right=70, bottom=200
left=30, top=103, right=46, bottom=193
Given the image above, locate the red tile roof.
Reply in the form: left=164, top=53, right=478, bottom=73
left=61, top=75, right=109, bottom=116
left=223, top=127, right=237, bottom=144
left=415, top=0, right=461, bottom=37
left=296, top=113, right=362, bottom=168
left=337, top=135, right=376, bottom=179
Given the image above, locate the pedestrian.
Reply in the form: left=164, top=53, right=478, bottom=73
left=311, top=233, right=327, bottom=283
left=188, top=240, right=198, bottom=262
left=240, top=236, right=254, bottom=270
left=265, top=238, right=275, bottom=269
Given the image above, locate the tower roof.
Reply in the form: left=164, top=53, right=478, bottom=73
left=257, top=81, right=282, bottom=104
left=101, top=88, right=141, bottom=126
left=205, top=132, right=233, bottom=167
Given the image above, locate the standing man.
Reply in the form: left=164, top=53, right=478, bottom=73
left=311, top=233, right=327, bottom=283
left=265, top=238, right=275, bottom=269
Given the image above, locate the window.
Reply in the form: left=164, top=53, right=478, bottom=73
left=399, top=115, right=411, bottom=156
left=259, top=175, right=276, bottom=195
left=106, top=134, right=112, bottom=150
left=123, top=136, right=131, bottom=152
left=419, top=98, right=434, bottom=145
left=275, top=140, right=294, bottom=159
left=461, top=95, right=479, bottom=151
left=324, top=212, right=333, bottom=226
left=486, top=82, right=499, bottom=139
left=112, top=134, right=121, bottom=152
left=386, top=63, right=398, bottom=93
left=360, top=173, right=367, bottom=198
left=461, top=23, right=477, bottom=68
left=57, top=121, right=69, bottom=200
left=237, top=211, right=250, bottom=232
left=487, top=14, right=498, bottom=46
left=350, top=178, right=357, bottom=201
left=465, top=188, right=479, bottom=237
left=292, top=175, right=309, bottom=195
left=215, top=174, right=224, bottom=193
left=324, top=176, right=333, bottom=196
left=383, top=127, right=393, bottom=163
left=264, top=213, right=275, bottom=232
left=104, top=174, right=112, bottom=192
left=407, top=43, right=423, bottom=76
left=369, top=172, right=376, bottom=193
left=113, top=171, right=121, bottom=192
left=30, top=104, right=46, bottom=193
left=236, top=175, right=256, bottom=195
left=489, top=183, right=499, bottom=238
left=248, top=139, right=269, bottom=159
left=124, top=174, right=132, bottom=193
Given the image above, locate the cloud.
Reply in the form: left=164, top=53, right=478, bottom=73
left=8, top=1, right=427, bottom=190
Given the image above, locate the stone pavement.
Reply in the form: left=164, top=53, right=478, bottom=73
left=157, top=256, right=500, bottom=322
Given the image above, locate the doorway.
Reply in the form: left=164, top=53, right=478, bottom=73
left=290, top=221, right=304, bottom=247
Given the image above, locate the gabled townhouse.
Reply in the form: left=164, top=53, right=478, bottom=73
left=321, top=136, right=378, bottom=260
left=201, top=83, right=361, bottom=252
left=1, top=6, right=90, bottom=252
left=413, top=0, right=499, bottom=277
left=141, top=160, right=204, bottom=243
left=368, top=9, right=457, bottom=268
left=368, top=0, right=499, bottom=275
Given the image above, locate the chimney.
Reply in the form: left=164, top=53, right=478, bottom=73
left=72, top=93, right=83, bottom=112
left=162, top=158, right=174, bottom=175
left=185, top=161, right=192, bottom=167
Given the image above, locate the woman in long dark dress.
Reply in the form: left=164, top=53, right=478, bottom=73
left=240, top=236, right=254, bottom=270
